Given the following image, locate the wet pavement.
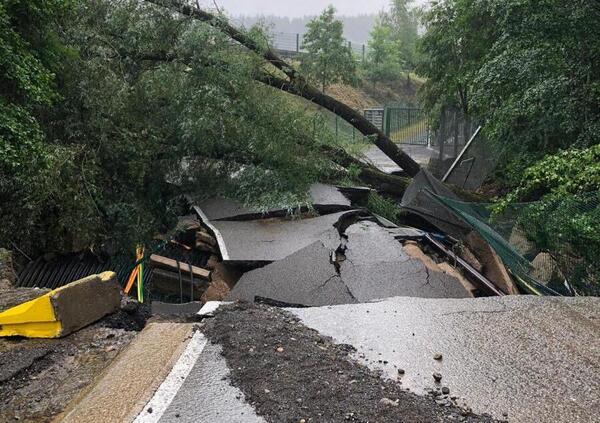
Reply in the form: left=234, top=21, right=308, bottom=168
left=155, top=341, right=265, bottom=423
left=291, top=295, right=600, bottom=423
left=363, top=144, right=450, bottom=173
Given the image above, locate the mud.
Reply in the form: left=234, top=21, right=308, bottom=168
left=0, top=298, right=149, bottom=422
left=203, top=303, right=498, bottom=423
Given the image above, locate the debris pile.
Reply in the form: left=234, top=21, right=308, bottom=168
left=192, top=183, right=516, bottom=307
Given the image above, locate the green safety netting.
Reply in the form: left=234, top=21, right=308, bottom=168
left=429, top=191, right=600, bottom=296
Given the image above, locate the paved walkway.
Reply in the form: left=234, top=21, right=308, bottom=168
left=363, top=144, right=445, bottom=173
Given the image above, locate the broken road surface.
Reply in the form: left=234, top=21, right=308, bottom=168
left=61, top=297, right=599, bottom=423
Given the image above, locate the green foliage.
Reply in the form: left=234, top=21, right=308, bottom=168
left=1, top=0, right=343, bottom=256
left=417, top=0, right=600, bottom=294
left=367, top=192, right=401, bottom=224
left=416, top=0, right=495, bottom=114
left=300, top=6, right=357, bottom=92
left=381, top=0, right=420, bottom=69
left=500, top=145, right=600, bottom=204
left=364, top=16, right=403, bottom=83
left=515, top=194, right=600, bottom=295
left=0, top=0, right=74, bottom=253
left=363, top=1, right=419, bottom=83
left=492, top=146, right=600, bottom=294
left=417, top=0, right=600, bottom=152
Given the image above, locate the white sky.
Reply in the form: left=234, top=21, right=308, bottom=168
left=202, top=0, right=428, bottom=17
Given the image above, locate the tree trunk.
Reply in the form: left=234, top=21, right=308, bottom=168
left=255, top=73, right=422, bottom=176
left=145, top=0, right=422, bottom=178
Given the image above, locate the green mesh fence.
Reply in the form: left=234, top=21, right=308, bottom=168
left=430, top=191, right=600, bottom=296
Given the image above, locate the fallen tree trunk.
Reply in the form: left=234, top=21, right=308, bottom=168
left=320, top=145, right=411, bottom=197
left=145, top=0, right=422, bottom=178
left=321, top=145, right=486, bottom=201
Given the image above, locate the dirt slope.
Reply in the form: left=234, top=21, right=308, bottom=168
left=327, top=76, right=422, bottom=111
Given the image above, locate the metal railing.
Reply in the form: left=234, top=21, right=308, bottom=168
left=271, top=31, right=368, bottom=62
left=384, top=107, right=430, bottom=145
left=364, top=106, right=430, bottom=145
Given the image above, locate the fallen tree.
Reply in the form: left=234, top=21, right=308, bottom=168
left=145, top=0, right=422, bottom=178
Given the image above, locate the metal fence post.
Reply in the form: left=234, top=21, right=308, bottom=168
left=453, top=110, right=459, bottom=158
left=296, top=33, right=300, bottom=53
left=384, top=107, right=391, bottom=138
left=438, top=106, right=447, bottom=161
left=362, top=45, right=366, bottom=62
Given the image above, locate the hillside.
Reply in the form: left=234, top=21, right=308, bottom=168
left=327, top=75, right=423, bottom=111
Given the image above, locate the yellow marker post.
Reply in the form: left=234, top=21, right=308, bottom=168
left=136, top=245, right=145, bottom=303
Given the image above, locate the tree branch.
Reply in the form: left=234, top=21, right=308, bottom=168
left=144, top=0, right=423, bottom=177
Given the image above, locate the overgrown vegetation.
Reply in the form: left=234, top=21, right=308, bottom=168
left=416, top=0, right=600, bottom=292
left=0, top=0, right=345, bottom=257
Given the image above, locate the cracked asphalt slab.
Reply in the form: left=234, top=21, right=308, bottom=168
left=202, top=302, right=497, bottom=423
left=227, top=241, right=357, bottom=307
left=228, top=220, right=469, bottom=307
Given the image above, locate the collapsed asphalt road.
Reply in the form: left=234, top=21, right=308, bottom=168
left=202, top=303, right=498, bottom=423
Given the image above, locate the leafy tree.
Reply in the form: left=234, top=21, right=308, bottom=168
left=0, top=0, right=73, bottom=253
left=365, top=15, right=403, bottom=84
left=1, top=0, right=343, bottom=256
left=382, top=0, right=420, bottom=69
left=416, top=0, right=495, bottom=115
left=300, top=6, right=357, bottom=93
left=417, top=0, right=600, bottom=154
left=417, top=0, right=600, bottom=294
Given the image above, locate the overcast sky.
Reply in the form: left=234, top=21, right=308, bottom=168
left=202, top=0, right=427, bottom=17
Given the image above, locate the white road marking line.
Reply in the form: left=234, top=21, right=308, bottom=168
left=134, top=331, right=207, bottom=423
left=197, top=301, right=232, bottom=317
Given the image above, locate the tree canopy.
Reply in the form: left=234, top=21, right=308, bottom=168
left=417, top=0, right=600, bottom=160
left=365, top=15, right=403, bottom=84
left=300, top=6, right=357, bottom=92
left=362, top=0, right=420, bottom=84
left=0, top=0, right=347, bottom=256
